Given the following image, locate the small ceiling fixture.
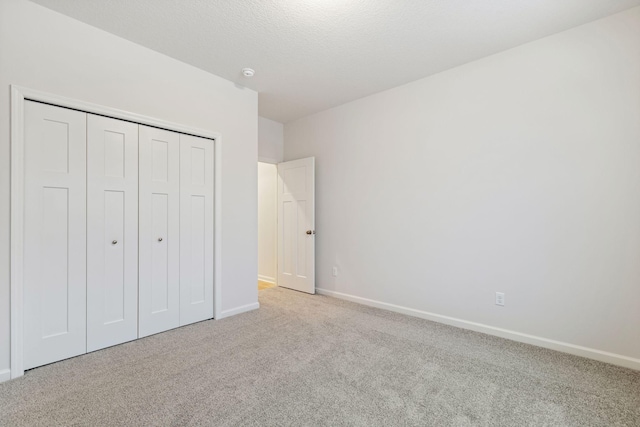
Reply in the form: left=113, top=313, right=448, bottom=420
left=242, top=68, right=255, bottom=78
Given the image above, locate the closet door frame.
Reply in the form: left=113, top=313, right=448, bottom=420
left=9, top=85, right=222, bottom=381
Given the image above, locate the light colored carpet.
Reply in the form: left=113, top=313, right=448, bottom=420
left=1, top=287, right=639, bottom=426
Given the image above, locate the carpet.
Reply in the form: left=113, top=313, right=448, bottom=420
left=0, top=287, right=638, bottom=426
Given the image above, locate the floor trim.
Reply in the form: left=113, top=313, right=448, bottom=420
left=317, top=288, right=640, bottom=371
left=0, top=369, right=11, bottom=384
left=218, top=302, right=260, bottom=320
left=258, top=275, right=276, bottom=284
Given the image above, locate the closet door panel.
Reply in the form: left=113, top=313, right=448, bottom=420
left=139, top=125, right=180, bottom=337
left=151, top=193, right=170, bottom=313
left=87, top=115, right=139, bottom=352
left=23, top=101, right=87, bottom=370
left=179, top=134, right=214, bottom=326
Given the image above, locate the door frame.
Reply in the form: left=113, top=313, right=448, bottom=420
left=10, top=85, right=223, bottom=380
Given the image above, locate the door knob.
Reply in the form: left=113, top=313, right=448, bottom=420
left=158, top=237, right=163, bottom=242
left=306, top=230, right=315, bottom=235
left=112, top=240, right=118, bottom=245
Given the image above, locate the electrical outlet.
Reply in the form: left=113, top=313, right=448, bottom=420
left=332, top=266, right=338, bottom=277
left=495, top=292, right=505, bottom=306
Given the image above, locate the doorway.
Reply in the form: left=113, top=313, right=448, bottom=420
left=257, top=158, right=316, bottom=294
left=258, top=162, right=278, bottom=290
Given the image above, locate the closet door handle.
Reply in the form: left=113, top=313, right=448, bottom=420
left=112, top=240, right=118, bottom=245
left=158, top=237, right=163, bottom=242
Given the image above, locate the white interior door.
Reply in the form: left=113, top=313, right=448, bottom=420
left=179, top=134, right=214, bottom=326
left=87, top=115, right=139, bottom=352
left=138, top=125, right=180, bottom=337
left=277, top=157, right=315, bottom=294
left=23, top=101, right=87, bottom=370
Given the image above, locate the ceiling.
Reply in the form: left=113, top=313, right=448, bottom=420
left=30, top=0, right=640, bottom=123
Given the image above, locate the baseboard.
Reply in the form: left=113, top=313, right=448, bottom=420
left=0, top=369, right=11, bottom=383
left=217, top=302, right=260, bottom=320
left=258, top=275, right=276, bottom=284
left=317, top=288, right=640, bottom=371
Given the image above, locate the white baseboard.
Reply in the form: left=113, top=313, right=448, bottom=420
left=217, top=302, right=260, bottom=320
left=0, top=369, right=11, bottom=383
left=317, top=288, right=640, bottom=371
left=258, top=275, right=276, bottom=284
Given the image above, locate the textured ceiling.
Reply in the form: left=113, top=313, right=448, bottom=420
left=29, top=0, right=640, bottom=123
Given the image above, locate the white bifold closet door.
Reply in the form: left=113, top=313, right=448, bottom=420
left=179, top=134, right=214, bottom=326
left=23, top=101, right=87, bottom=370
left=23, top=103, right=215, bottom=368
left=138, top=127, right=215, bottom=336
left=138, top=125, right=181, bottom=338
left=86, top=115, right=139, bottom=352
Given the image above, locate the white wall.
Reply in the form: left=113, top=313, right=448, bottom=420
left=285, top=7, right=640, bottom=366
left=258, top=163, right=278, bottom=283
left=258, top=116, right=284, bottom=164
left=0, top=0, right=258, bottom=379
